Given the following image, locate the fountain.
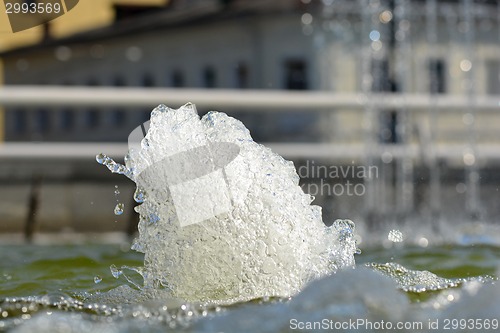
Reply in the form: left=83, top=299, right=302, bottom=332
left=1, top=1, right=500, bottom=332
left=96, top=103, right=358, bottom=302
left=307, top=0, right=499, bottom=228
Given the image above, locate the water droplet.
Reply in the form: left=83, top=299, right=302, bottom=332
left=96, top=153, right=106, bottom=164
left=463, top=152, right=476, bottom=166
left=418, top=237, right=429, bottom=247
left=133, top=187, right=146, bottom=203
left=369, top=29, right=380, bottom=41
left=456, top=182, right=467, bottom=194
left=114, top=203, right=124, bottom=215
left=460, top=59, right=472, bottom=72
left=94, top=276, right=102, bottom=284
left=379, top=10, right=393, bottom=23
left=131, top=241, right=144, bottom=252
left=388, top=229, right=403, bottom=243
left=301, top=13, right=313, bottom=25
left=332, top=219, right=355, bottom=241
left=110, top=265, right=122, bottom=279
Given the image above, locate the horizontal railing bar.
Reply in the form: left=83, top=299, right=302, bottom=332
left=0, top=143, right=127, bottom=160
left=1, top=142, right=500, bottom=160
left=0, top=86, right=499, bottom=111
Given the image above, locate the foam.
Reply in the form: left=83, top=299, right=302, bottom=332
left=97, top=103, right=357, bottom=302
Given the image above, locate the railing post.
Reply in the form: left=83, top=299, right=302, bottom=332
left=25, top=175, right=42, bottom=242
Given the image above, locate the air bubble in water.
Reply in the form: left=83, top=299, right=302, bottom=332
left=114, top=203, right=124, bottom=215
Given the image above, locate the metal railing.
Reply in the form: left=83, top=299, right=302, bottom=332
left=0, top=86, right=499, bottom=160
left=0, top=86, right=499, bottom=111
left=0, top=86, right=499, bottom=239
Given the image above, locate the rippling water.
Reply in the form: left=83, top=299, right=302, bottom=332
left=1, top=242, right=499, bottom=332
left=2, top=104, right=499, bottom=332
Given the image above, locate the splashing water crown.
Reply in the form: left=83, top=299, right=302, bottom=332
left=97, top=103, right=358, bottom=302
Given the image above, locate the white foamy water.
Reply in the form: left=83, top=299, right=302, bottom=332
left=7, top=265, right=499, bottom=333
left=97, top=103, right=357, bottom=302
left=52, top=102, right=498, bottom=333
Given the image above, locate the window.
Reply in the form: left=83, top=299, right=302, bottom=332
left=235, top=62, right=249, bottom=89
left=371, top=60, right=398, bottom=143
left=12, top=109, right=27, bottom=134
left=203, top=66, right=216, bottom=88
left=59, top=80, right=74, bottom=131
left=172, top=70, right=185, bottom=87
left=87, top=78, right=99, bottom=87
left=112, top=76, right=126, bottom=127
left=284, top=59, right=308, bottom=90
left=112, top=110, right=126, bottom=127
left=113, top=76, right=126, bottom=87
left=428, top=59, right=446, bottom=94
left=142, top=73, right=155, bottom=87
left=85, top=109, right=99, bottom=128
left=35, top=109, right=50, bottom=133
left=85, top=79, right=100, bottom=128
left=379, top=111, right=398, bottom=144
left=60, top=109, right=74, bottom=131
left=371, top=59, right=394, bottom=92
left=486, top=60, right=500, bottom=95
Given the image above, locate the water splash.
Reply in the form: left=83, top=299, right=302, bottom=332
left=133, top=187, right=146, bottom=203
left=114, top=203, right=124, bottom=216
left=368, top=262, right=461, bottom=293
left=110, top=265, right=122, bottom=279
left=388, top=229, right=403, bottom=243
left=97, top=103, right=358, bottom=302
left=95, top=153, right=133, bottom=180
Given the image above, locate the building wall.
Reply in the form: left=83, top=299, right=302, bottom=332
left=3, top=10, right=320, bottom=142
left=1, top=1, right=500, bottom=146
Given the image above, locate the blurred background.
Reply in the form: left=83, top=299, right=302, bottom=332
left=0, top=0, right=499, bottom=240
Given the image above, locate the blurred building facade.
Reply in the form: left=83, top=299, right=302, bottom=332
left=1, top=0, right=500, bottom=232
left=0, top=0, right=499, bottom=145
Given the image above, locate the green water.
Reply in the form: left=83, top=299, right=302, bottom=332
left=356, top=244, right=500, bottom=279
left=1, top=243, right=498, bottom=300
left=0, top=244, right=144, bottom=299
left=1, top=243, right=499, bottom=332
